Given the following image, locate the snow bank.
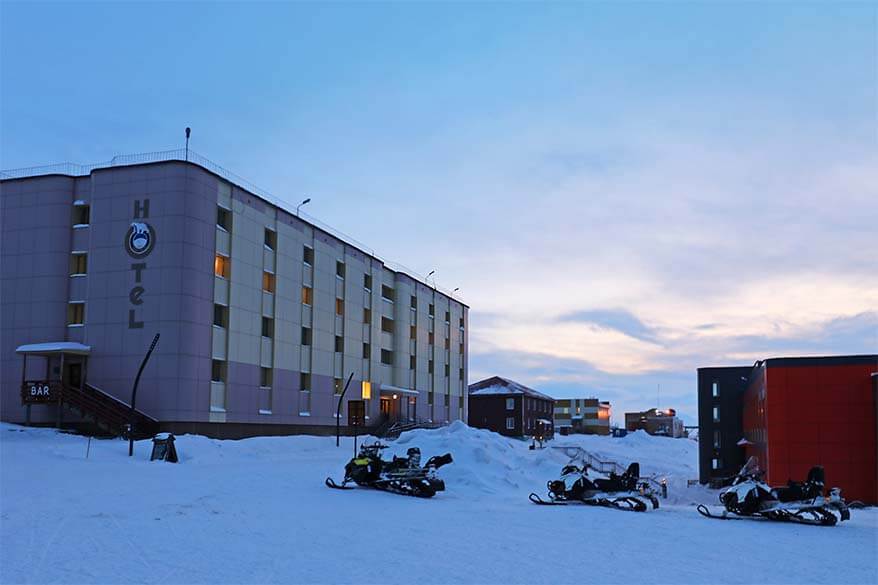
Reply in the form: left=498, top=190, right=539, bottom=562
left=1, top=422, right=875, bottom=585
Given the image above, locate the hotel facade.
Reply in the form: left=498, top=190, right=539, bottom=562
left=1, top=155, right=468, bottom=437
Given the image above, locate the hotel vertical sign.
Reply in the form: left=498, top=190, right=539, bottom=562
left=125, top=199, right=156, bottom=329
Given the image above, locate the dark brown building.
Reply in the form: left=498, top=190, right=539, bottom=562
left=625, top=408, right=685, bottom=437
left=468, top=376, right=554, bottom=438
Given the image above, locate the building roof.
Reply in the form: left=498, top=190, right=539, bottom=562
left=468, top=376, right=555, bottom=401
left=16, top=342, right=92, bottom=356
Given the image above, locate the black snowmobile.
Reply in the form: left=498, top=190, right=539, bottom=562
left=697, top=457, right=850, bottom=526
left=529, top=462, right=660, bottom=511
left=326, top=442, right=453, bottom=498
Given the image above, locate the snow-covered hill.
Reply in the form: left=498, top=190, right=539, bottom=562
left=1, top=422, right=875, bottom=584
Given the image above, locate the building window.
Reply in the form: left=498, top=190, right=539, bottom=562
left=411, top=295, right=417, bottom=309
left=444, top=338, right=450, bottom=350
left=713, top=406, right=720, bottom=423
left=260, top=367, right=273, bottom=388
left=712, top=381, right=719, bottom=398
left=444, top=363, right=450, bottom=377
left=211, top=360, right=226, bottom=383
left=302, top=286, right=313, bottom=306
left=264, top=228, right=276, bottom=250
left=363, top=308, right=371, bottom=324
left=361, top=381, right=372, bottom=400
left=335, top=298, right=344, bottom=316
left=263, top=271, right=276, bottom=293
left=458, top=368, right=464, bottom=381
left=410, top=325, right=416, bottom=340
left=713, top=430, right=721, bottom=449
left=712, top=458, right=721, bottom=470
left=459, top=317, right=465, bottom=329
left=67, top=302, right=85, bottom=326
left=428, top=360, right=434, bottom=374
left=362, top=343, right=370, bottom=359
left=459, top=342, right=464, bottom=354
left=381, top=285, right=394, bottom=302
left=213, top=304, right=228, bottom=328
left=428, top=391, right=434, bottom=405
left=301, top=327, right=312, bottom=346
left=381, top=317, right=394, bottom=333
left=261, top=317, right=274, bottom=338
left=300, top=390, right=311, bottom=416
left=303, top=245, right=314, bottom=266
left=217, top=206, right=231, bottom=231
left=381, top=349, right=393, bottom=365
left=410, top=355, right=416, bottom=370
left=334, top=378, right=344, bottom=395
left=428, top=304, right=435, bottom=318
left=214, top=254, right=230, bottom=278
left=72, top=204, right=90, bottom=226
left=300, top=372, right=311, bottom=392
left=445, top=311, right=450, bottom=323
left=506, top=398, right=514, bottom=410
left=506, top=417, right=515, bottom=430
left=428, top=332, right=434, bottom=345
left=335, top=336, right=344, bottom=353
left=364, top=274, right=372, bottom=291
left=69, top=253, right=88, bottom=276
left=336, top=261, right=345, bottom=279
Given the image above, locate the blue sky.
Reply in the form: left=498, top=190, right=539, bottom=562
left=3, top=2, right=876, bottom=424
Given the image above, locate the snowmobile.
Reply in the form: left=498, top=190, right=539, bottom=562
left=529, top=461, right=660, bottom=511
left=696, top=457, right=850, bottom=526
left=325, top=442, right=453, bottom=498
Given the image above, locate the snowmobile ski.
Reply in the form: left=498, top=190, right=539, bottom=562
left=325, top=477, right=354, bottom=490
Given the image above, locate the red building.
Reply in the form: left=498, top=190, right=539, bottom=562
left=741, top=355, right=877, bottom=504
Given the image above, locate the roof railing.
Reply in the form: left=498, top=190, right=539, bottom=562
left=1, top=148, right=464, bottom=301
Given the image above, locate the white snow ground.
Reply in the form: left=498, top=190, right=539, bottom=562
left=1, top=422, right=876, bottom=585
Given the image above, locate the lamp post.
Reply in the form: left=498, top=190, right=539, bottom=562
left=427, top=270, right=435, bottom=289
left=185, top=127, right=191, bottom=161
left=296, top=198, right=311, bottom=217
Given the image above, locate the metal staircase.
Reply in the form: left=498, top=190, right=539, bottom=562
left=59, top=383, right=158, bottom=439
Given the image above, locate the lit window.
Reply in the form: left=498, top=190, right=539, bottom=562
left=216, top=206, right=231, bottom=231
left=264, top=228, right=276, bottom=250
left=301, top=327, right=312, bottom=346
left=336, top=261, right=345, bottom=279
left=213, top=304, right=228, bottom=328
left=506, top=417, right=515, bottom=430
left=211, top=360, right=226, bottom=383
left=713, top=406, right=720, bottom=423
left=714, top=430, right=721, bottom=449
left=260, top=367, right=273, bottom=388
left=263, top=271, right=276, bottom=293
left=302, top=286, right=313, bottom=306
left=335, top=298, right=344, bottom=316
left=712, top=458, right=721, bottom=470
left=506, top=398, right=514, bottom=411
left=381, top=349, right=393, bottom=365
left=261, top=317, right=274, bottom=338
left=361, top=380, right=372, bottom=400
left=712, top=381, right=719, bottom=398
left=303, top=246, right=314, bottom=265
left=381, top=317, right=394, bottom=333
left=70, top=253, right=88, bottom=275
left=67, top=302, right=85, bottom=326
left=214, top=254, right=230, bottom=278
left=72, top=204, right=90, bottom=226
left=334, top=335, right=344, bottom=353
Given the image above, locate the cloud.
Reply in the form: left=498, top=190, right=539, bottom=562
left=559, top=308, right=661, bottom=344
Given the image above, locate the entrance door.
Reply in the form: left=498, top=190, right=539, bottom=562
left=380, top=397, right=392, bottom=420
left=65, top=363, right=82, bottom=388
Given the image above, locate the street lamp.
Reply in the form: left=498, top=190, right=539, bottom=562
left=296, top=198, right=311, bottom=217
left=184, top=127, right=191, bottom=161
left=427, top=270, right=435, bottom=288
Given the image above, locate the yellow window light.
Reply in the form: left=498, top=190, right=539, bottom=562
left=361, top=381, right=371, bottom=400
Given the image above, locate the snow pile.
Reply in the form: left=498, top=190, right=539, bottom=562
left=1, top=422, right=876, bottom=584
